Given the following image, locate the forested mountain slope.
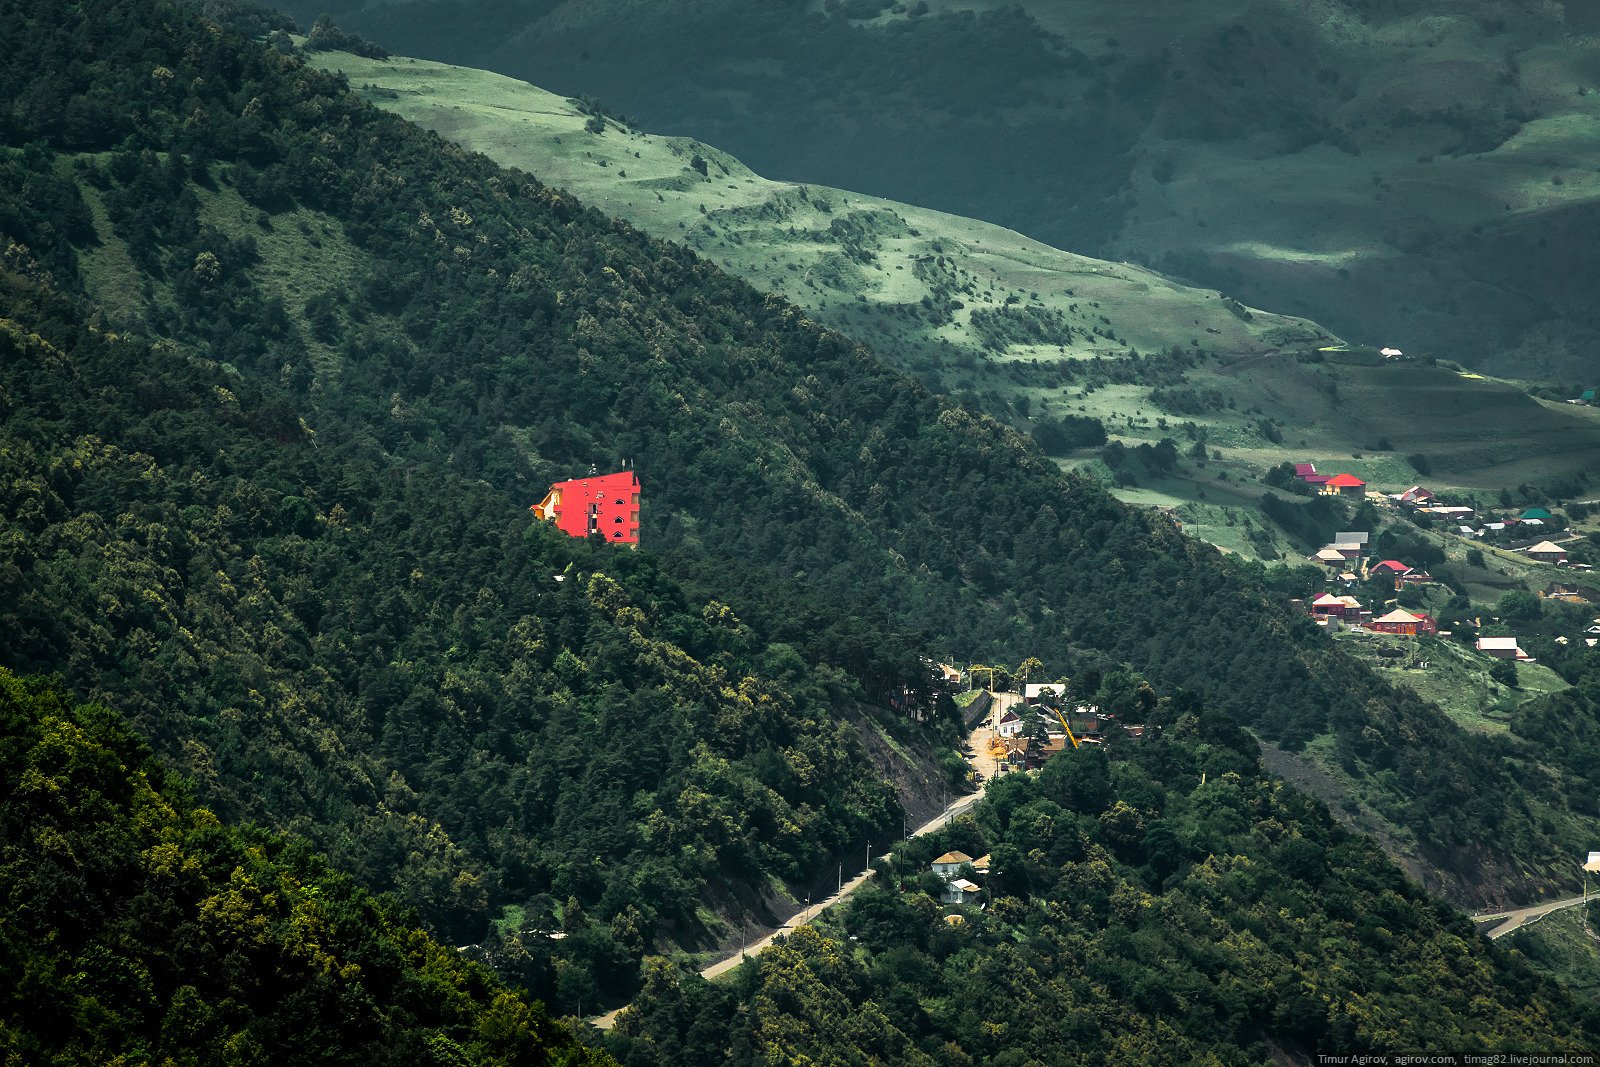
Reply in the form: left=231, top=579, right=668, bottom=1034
left=300, top=45, right=1600, bottom=559
left=610, top=707, right=1600, bottom=1064
left=297, top=0, right=1600, bottom=382
left=0, top=0, right=1593, bottom=992
left=0, top=667, right=615, bottom=1067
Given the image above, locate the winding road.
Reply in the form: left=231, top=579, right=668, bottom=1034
left=591, top=710, right=1000, bottom=1031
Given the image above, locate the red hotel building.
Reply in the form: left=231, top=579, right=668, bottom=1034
left=532, top=469, right=640, bottom=546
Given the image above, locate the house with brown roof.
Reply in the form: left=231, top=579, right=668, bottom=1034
left=1477, top=636, right=1529, bottom=661
left=1526, top=541, right=1569, bottom=565
left=1368, top=609, right=1437, bottom=636
left=930, top=851, right=973, bottom=879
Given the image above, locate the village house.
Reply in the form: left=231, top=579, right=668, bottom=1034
left=1313, top=547, right=1349, bottom=567
left=996, top=710, right=1026, bottom=738
left=1294, top=463, right=1331, bottom=488
left=929, top=851, right=983, bottom=905
left=1420, top=505, right=1475, bottom=520
left=1396, top=570, right=1435, bottom=590
left=1396, top=486, right=1436, bottom=506
left=1521, top=507, right=1555, bottom=523
left=1311, top=594, right=1370, bottom=625
left=1477, top=636, right=1529, bottom=661
left=941, top=878, right=983, bottom=905
left=1526, top=540, right=1569, bottom=565
left=1370, top=559, right=1411, bottom=579
left=1323, top=473, right=1367, bottom=498
left=1368, top=609, right=1438, bottom=636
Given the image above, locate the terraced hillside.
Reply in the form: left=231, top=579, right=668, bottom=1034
left=298, top=0, right=1600, bottom=382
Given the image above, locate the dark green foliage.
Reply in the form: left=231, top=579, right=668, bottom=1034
left=1260, top=491, right=1346, bottom=550
left=0, top=283, right=904, bottom=1008
left=611, top=705, right=1600, bottom=1064
left=1030, top=413, right=1105, bottom=454
left=304, top=12, right=389, bottom=57
left=1490, top=657, right=1520, bottom=688
left=0, top=668, right=615, bottom=1067
left=0, top=0, right=1593, bottom=975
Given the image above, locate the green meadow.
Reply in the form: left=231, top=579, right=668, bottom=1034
left=309, top=48, right=1600, bottom=561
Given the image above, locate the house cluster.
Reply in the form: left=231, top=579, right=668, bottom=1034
left=1392, top=485, right=1475, bottom=525
left=1294, top=464, right=1367, bottom=498
left=930, top=850, right=989, bottom=906
left=1304, top=593, right=1439, bottom=636
left=989, top=688, right=1145, bottom=775
left=1308, top=530, right=1435, bottom=590
left=1394, top=485, right=1583, bottom=567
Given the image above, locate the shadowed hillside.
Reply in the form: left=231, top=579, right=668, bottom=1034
left=295, top=0, right=1600, bottom=382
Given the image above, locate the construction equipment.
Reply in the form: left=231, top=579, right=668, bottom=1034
left=1052, top=705, right=1081, bottom=750
left=968, top=664, right=998, bottom=692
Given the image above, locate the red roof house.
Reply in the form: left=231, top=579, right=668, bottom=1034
left=532, top=469, right=641, bottom=546
left=1371, top=560, right=1411, bottom=576
left=1323, top=473, right=1367, bottom=498
left=1294, top=462, right=1331, bottom=486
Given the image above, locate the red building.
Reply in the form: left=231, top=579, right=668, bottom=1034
left=532, top=469, right=640, bottom=546
left=1323, top=473, right=1367, bottom=498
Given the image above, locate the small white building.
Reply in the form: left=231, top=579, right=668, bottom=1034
left=941, top=878, right=983, bottom=905
left=930, top=851, right=973, bottom=879
left=997, top=710, right=1026, bottom=738
left=1023, top=682, right=1065, bottom=705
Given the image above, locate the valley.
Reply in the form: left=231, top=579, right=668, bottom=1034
left=4, top=1, right=1600, bottom=1062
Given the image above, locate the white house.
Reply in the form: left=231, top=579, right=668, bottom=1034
left=940, top=878, right=983, bottom=905
left=997, top=710, right=1025, bottom=738
left=1023, top=682, right=1065, bottom=704
left=930, top=851, right=973, bottom=879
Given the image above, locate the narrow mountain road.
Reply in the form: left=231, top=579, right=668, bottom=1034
left=1473, top=895, right=1589, bottom=939
left=591, top=744, right=993, bottom=1031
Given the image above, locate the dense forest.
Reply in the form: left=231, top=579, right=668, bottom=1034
left=609, top=701, right=1600, bottom=1064
left=0, top=667, right=615, bottom=1066
left=0, top=267, right=918, bottom=1011
left=0, top=0, right=1596, bottom=951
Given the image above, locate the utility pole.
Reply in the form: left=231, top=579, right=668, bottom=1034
left=838, top=862, right=842, bottom=893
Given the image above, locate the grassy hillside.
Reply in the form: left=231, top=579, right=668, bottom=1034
left=305, top=48, right=1600, bottom=560
left=0, top=667, right=614, bottom=1067
left=296, top=0, right=1600, bottom=382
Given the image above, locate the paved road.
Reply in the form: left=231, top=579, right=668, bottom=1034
left=592, top=730, right=995, bottom=1031
left=1472, top=895, right=1588, bottom=939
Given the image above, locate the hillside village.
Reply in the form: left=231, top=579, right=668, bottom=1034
left=1273, top=462, right=1600, bottom=733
